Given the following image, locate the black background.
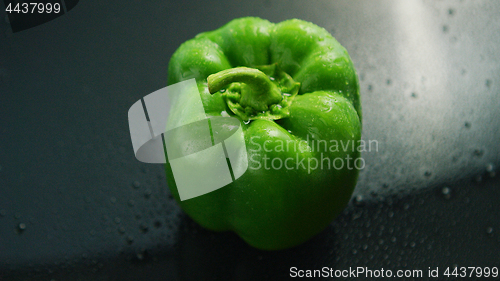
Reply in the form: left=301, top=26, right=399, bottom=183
left=0, top=0, right=499, bottom=280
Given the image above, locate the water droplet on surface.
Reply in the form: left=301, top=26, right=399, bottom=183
left=144, top=189, right=152, bottom=199
left=353, top=195, right=364, bottom=206
left=486, top=227, right=493, bottom=234
left=110, top=197, right=117, bottom=204
left=133, top=181, right=141, bottom=189
left=486, top=163, right=494, bottom=172
left=475, top=174, right=483, bottom=182
left=136, top=251, right=146, bottom=260
left=386, top=79, right=391, bottom=85
left=411, top=92, right=417, bottom=98
left=128, top=200, right=135, bottom=207
left=16, top=223, right=26, bottom=233
left=464, top=122, right=471, bottom=128
left=448, top=8, right=455, bottom=15
left=473, top=149, right=484, bottom=157
left=118, top=226, right=126, bottom=234
left=114, top=217, right=121, bottom=224
left=126, top=235, right=134, bottom=245
left=139, top=224, right=148, bottom=233
left=442, top=187, right=451, bottom=199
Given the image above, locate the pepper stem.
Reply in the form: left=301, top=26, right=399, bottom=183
left=207, top=67, right=283, bottom=112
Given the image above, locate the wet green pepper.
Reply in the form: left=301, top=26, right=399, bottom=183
left=166, top=17, right=362, bottom=250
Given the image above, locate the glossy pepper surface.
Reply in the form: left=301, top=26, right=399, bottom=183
left=166, top=17, right=362, bottom=250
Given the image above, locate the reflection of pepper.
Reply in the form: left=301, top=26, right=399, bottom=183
left=166, top=17, right=362, bottom=250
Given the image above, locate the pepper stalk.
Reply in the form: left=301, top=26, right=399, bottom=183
left=207, top=65, right=300, bottom=122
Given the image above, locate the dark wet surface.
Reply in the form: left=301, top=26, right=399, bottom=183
left=0, top=0, right=499, bottom=280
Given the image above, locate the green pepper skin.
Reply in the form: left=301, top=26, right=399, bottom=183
left=166, top=17, right=361, bottom=250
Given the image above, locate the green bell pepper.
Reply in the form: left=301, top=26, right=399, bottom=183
left=166, top=17, right=362, bottom=250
